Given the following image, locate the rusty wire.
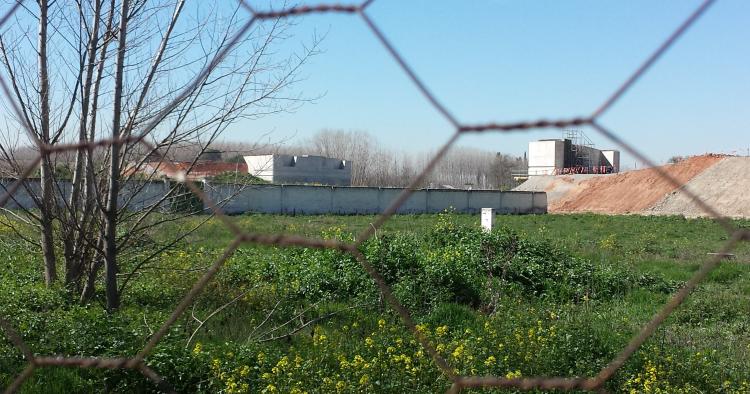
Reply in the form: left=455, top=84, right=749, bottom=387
left=1, top=0, right=746, bottom=392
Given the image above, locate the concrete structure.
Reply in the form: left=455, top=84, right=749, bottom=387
left=0, top=178, right=171, bottom=211
left=528, top=139, right=619, bottom=176
left=2, top=179, right=545, bottom=215
left=481, top=208, right=494, bottom=232
left=528, top=139, right=567, bottom=176
left=244, top=154, right=351, bottom=186
left=210, top=184, right=546, bottom=215
left=602, top=150, right=620, bottom=171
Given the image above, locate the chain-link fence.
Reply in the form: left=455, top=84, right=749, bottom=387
left=1, top=0, right=748, bottom=392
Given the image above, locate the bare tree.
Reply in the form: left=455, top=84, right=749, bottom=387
left=0, top=0, right=319, bottom=310
left=300, top=130, right=524, bottom=189
left=308, top=129, right=375, bottom=186
left=37, top=0, right=57, bottom=285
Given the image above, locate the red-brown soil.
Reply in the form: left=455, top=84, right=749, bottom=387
left=550, top=155, right=724, bottom=214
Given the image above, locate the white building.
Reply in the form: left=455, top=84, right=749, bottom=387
left=244, top=154, right=352, bottom=186
left=528, top=139, right=619, bottom=176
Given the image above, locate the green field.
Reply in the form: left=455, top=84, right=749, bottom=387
left=1, top=213, right=749, bottom=393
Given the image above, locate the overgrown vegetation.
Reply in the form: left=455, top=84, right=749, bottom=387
left=209, top=172, right=268, bottom=185
left=1, top=213, right=749, bottom=392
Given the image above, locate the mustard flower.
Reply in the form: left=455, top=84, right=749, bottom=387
left=435, top=325, right=448, bottom=337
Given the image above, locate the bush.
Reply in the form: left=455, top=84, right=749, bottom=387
left=262, top=214, right=680, bottom=313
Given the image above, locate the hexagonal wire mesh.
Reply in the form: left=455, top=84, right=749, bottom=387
left=1, top=0, right=748, bottom=393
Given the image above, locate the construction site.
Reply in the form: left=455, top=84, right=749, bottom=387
left=516, top=153, right=750, bottom=218
left=526, top=130, right=620, bottom=176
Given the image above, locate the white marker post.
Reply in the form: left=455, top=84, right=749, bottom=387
left=481, top=208, right=494, bottom=233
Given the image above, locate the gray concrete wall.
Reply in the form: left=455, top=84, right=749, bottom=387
left=119, top=181, right=171, bottom=210
left=2, top=179, right=546, bottom=215
left=0, top=179, right=42, bottom=210
left=427, top=190, right=469, bottom=212
left=2, top=178, right=172, bottom=212
left=209, top=184, right=546, bottom=215
left=281, top=185, right=332, bottom=214
left=332, top=187, right=380, bottom=214
left=377, top=188, right=427, bottom=214
left=210, top=183, right=283, bottom=214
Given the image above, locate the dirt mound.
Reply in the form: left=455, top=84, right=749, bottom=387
left=646, top=156, right=750, bottom=218
left=550, top=155, right=724, bottom=214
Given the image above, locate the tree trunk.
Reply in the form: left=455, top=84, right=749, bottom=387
left=38, top=0, right=56, bottom=286
left=103, top=0, right=130, bottom=311
left=65, top=0, right=103, bottom=290
left=80, top=236, right=104, bottom=303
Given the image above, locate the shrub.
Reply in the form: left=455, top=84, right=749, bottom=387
left=283, top=215, right=680, bottom=310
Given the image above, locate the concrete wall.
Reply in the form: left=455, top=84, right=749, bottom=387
left=2, top=179, right=547, bottom=215
left=243, top=155, right=275, bottom=182
left=210, top=184, right=546, bottom=215
left=1, top=178, right=174, bottom=212
left=0, top=179, right=43, bottom=210
left=528, top=140, right=564, bottom=175
left=602, top=150, right=620, bottom=171
left=332, top=187, right=379, bottom=214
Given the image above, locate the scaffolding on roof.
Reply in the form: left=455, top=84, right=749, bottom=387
left=564, top=128, right=595, bottom=168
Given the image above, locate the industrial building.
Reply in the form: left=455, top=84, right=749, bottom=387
left=244, top=154, right=352, bottom=186
left=527, top=130, right=620, bottom=176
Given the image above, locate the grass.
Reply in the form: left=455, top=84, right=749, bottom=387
left=1, top=212, right=749, bottom=393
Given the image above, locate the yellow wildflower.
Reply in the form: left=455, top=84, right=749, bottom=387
left=239, top=365, right=250, bottom=377
left=452, top=344, right=464, bottom=359
left=436, top=325, right=448, bottom=337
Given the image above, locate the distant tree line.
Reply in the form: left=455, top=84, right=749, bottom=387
left=300, top=130, right=527, bottom=190
left=212, top=130, right=527, bottom=190
left=5, top=130, right=528, bottom=191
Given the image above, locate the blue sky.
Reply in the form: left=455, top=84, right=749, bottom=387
left=233, top=0, right=749, bottom=167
